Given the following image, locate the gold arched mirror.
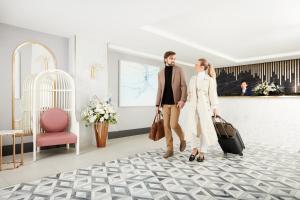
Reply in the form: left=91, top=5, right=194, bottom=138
left=12, top=41, right=57, bottom=131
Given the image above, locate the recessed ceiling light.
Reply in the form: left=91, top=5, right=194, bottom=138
left=141, top=25, right=237, bottom=62
left=108, top=43, right=194, bottom=67
left=141, top=25, right=300, bottom=64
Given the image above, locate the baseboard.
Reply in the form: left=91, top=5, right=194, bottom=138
left=2, top=142, right=33, bottom=157
left=1, top=127, right=150, bottom=156
left=1, top=143, right=74, bottom=157
left=108, top=127, right=150, bottom=139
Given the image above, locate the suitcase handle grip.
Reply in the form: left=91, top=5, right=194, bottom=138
left=212, top=115, right=227, bottom=123
left=212, top=115, right=230, bottom=138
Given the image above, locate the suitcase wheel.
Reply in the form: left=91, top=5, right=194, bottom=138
left=239, top=153, right=243, bottom=156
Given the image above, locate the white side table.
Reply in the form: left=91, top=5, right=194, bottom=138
left=0, top=130, right=24, bottom=170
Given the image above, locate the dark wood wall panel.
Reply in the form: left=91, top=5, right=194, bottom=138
left=215, top=58, right=300, bottom=96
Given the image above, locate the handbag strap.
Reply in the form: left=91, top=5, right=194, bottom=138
left=152, top=111, right=162, bottom=124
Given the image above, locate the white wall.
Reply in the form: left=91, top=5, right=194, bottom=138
left=108, top=50, right=195, bottom=132
left=70, top=35, right=109, bottom=147
left=0, top=23, right=69, bottom=145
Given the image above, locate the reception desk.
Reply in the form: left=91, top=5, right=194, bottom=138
left=180, top=96, right=300, bottom=152
left=219, top=96, right=299, bottom=152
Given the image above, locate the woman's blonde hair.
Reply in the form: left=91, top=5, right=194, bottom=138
left=198, top=58, right=216, bottom=78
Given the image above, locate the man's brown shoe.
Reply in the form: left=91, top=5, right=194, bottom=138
left=163, top=151, right=174, bottom=158
left=180, top=140, right=186, bottom=152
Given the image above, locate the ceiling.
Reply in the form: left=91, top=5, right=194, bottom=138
left=1, top=0, right=300, bottom=67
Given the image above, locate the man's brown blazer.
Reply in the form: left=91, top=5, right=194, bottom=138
left=156, top=66, right=187, bottom=106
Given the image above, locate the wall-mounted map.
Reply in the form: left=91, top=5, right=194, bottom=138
left=119, top=60, right=160, bottom=107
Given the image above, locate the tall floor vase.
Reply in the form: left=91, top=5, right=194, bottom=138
left=94, top=122, right=109, bottom=147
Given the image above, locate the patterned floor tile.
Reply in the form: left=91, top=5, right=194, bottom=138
left=0, top=143, right=300, bottom=199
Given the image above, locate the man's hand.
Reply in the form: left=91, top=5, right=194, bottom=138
left=156, top=106, right=160, bottom=114
left=177, top=100, right=185, bottom=109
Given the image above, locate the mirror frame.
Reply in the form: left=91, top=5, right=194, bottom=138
left=12, top=41, right=57, bottom=129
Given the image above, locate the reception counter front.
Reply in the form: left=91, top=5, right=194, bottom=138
left=218, top=96, right=300, bottom=152
left=180, top=96, right=300, bottom=152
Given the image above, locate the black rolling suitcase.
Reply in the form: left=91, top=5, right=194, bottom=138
left=212, top=115, right=245, bottom=156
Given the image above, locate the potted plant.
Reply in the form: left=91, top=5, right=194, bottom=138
left=81, top=96, right=117, bottom=147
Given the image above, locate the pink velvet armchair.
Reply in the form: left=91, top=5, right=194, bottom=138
left=35, top=108, right=79, bottom=159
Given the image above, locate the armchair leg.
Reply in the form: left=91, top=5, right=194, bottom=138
left=37, top=147, right=40, bottom=153
left=76, top=142, right=79, bottom=155
left=66, top=144, right=70, bottom=149
left=33, top=146, right=36, bottom=161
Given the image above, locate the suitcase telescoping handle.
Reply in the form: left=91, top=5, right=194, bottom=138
left=212, top=115, right=230, bottom=138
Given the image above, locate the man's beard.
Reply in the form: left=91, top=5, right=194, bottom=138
left=166, top=62, right=175, bottom=66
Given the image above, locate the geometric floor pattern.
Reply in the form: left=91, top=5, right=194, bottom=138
left=0, top=143, right=300, bottom=200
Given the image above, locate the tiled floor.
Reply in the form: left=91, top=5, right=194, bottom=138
left=0, top=134, right=166, bottom=188
left=0, top=134, right=300, bottom=199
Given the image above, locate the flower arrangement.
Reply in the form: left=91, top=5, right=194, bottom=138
left=81, top=96, right=117, bottom=126
left=252, top=81, right=284, bottom=96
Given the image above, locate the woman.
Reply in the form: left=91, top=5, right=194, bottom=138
left=186, top=58, right=219, bottom=162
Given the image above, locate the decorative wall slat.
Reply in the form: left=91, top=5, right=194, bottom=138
left=215, top=58, right=300, bottom=96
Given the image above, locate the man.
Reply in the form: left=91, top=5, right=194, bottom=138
left=156, top=51, right=187, bottom=158
left=240, top=80, right=252, bottom=96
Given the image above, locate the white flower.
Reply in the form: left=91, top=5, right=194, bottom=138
left=95, top=108, right=105, bottom=114
left=108, top=107, right=115, bottom=113
left=96, top=104, right=103, bottom=110
left=82, top=96, right=118, bottom=125
left=81, top=109, right=88, bottom=117
left=89, top=115, right=97, bottom=123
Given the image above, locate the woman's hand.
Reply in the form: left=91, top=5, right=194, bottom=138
left=213, top=108, right=219, bottom=117
left=177, top=100, right=185, bottom=109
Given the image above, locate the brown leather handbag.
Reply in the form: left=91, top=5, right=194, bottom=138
left=149, top=112, right=165, bottom=141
